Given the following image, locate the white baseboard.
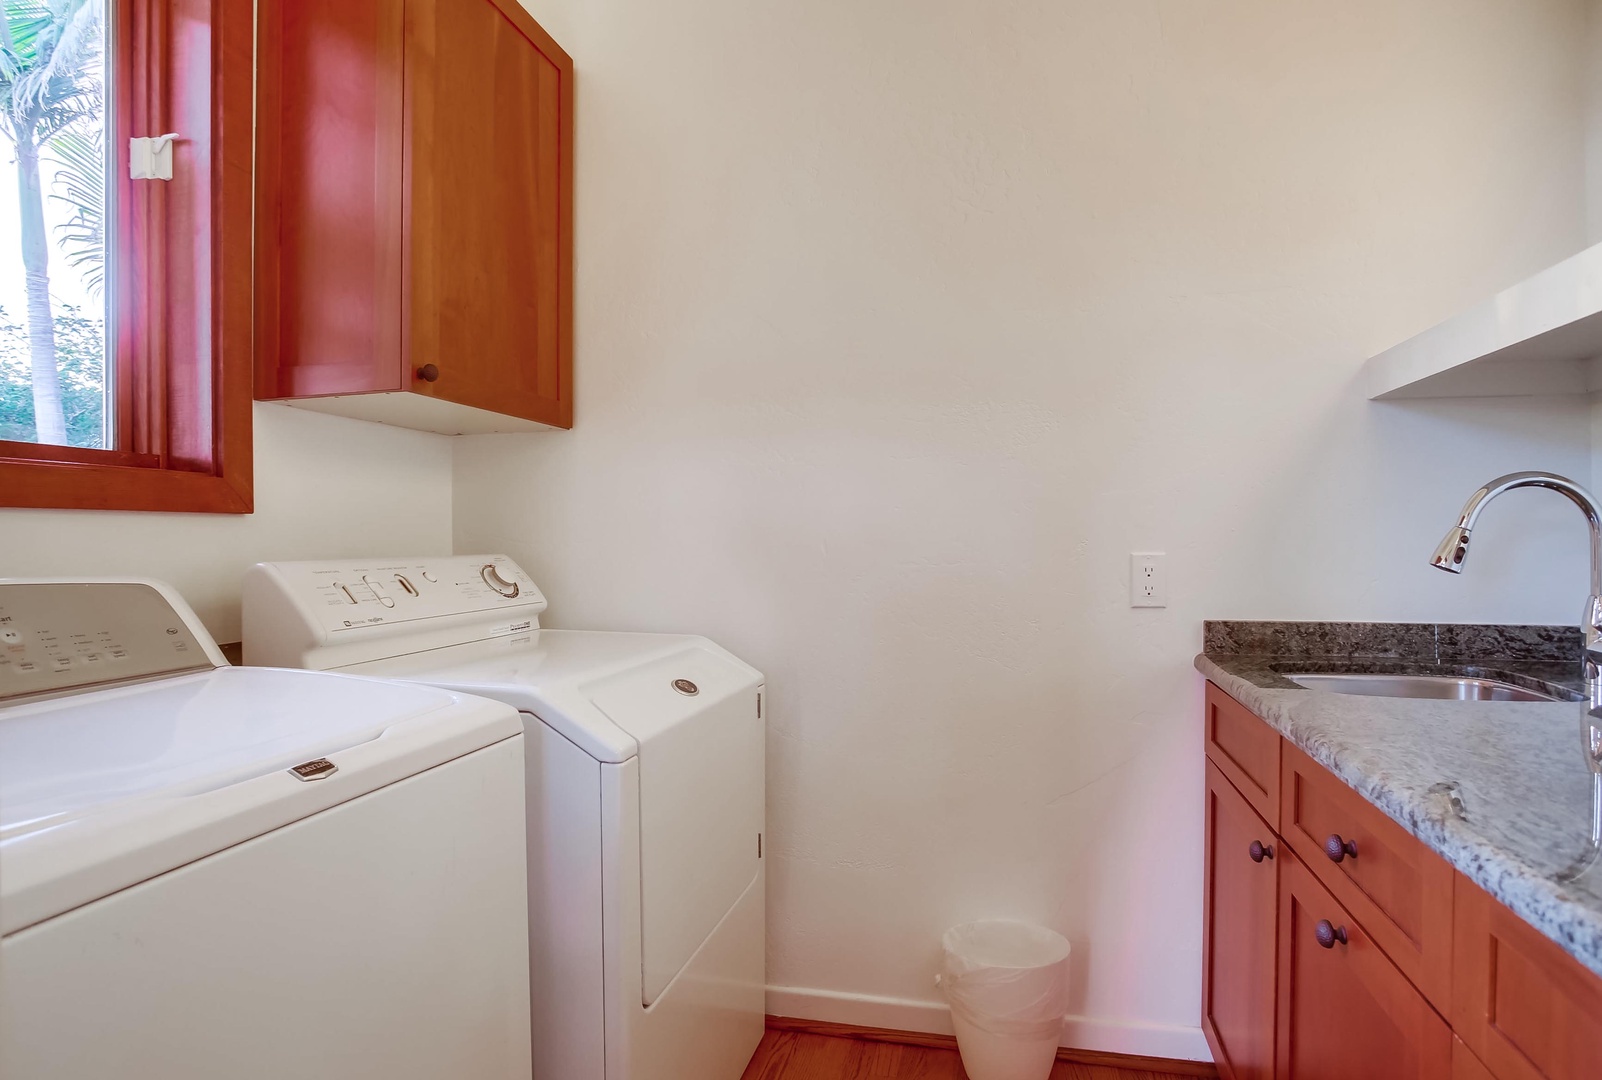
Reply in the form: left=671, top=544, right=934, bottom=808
left=766, top=985, right=957, bottom=1037
left=1058, top=1013, right=1213, bottom=1063
left=764, top=985, right=1213, bottom=1063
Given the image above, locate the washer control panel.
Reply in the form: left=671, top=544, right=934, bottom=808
left=255, top=555, right=547, bottom=636
left=0, top=582, right=214, bottom=701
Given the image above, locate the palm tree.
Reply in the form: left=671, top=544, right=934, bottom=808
left=48, top=125, right=103, bottom=296
left=0, top=0, right=100, bottom=445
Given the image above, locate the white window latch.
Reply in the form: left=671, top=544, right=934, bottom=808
left=130, top=134, right=180, bottom=180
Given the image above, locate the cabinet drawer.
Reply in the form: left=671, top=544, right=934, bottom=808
left=1205, top=682, right=1281, bottom=829
left=1453, top=875, right=1602, bottom=1080
left=1280, top=742, right=1454, bottom=1011
left=1277, top=851, right=1452, bottom=1079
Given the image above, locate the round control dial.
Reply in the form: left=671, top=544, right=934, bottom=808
left=481, top=564, right=520, bottom=598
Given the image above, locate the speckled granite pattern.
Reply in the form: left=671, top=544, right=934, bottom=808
left=1198, top=646, right=1602, bottom=977
left=1204, top=620, right=1581, bottom=663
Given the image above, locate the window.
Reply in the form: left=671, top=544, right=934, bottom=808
left=0, top=0, right=251, bottom=512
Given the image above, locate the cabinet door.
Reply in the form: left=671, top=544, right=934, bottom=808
left=255, top=0, right=406, bottom=399
left=1203, top=760, right=1278, bottom=1080
left=405, top=0, right=574, bottom=428
left=1452, top=875, right=1602, bottom=1080
left=1277, top=853, right=1451, bottom=1080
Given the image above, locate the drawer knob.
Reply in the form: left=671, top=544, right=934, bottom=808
left=1324, top=833, right=1358, bottom=863
left=416, top=363, right=440, bottom=382
left=1248, top=840, right=1274, bottom=863
left=1314, top=920, right=1349, bottom=949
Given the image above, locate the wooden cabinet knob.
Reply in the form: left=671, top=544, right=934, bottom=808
left=1248, top=840, right=1274, bottom=863
left=1314, top=920, right=1349, bottom=949
left=1324, top=833, right=1358, bottom=863
left=416, top=363, right=440, bottom=382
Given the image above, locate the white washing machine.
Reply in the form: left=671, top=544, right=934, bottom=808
left=0, top=578, right=532, bottom=1080
left=243, top=555, right=766, bottom=1080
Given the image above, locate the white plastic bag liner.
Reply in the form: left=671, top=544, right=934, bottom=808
left=936, top=920, right=1071, bottom=1080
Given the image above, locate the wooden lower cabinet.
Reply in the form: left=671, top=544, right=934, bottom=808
left=1451, top=876, right=1602, bottom=1080
left=1280, top=742, right=1454, bottom=1012
left=1199, top=680, right=1602, bottom=1080
left=1203, top=761, right=1278, bottom=1080
left=1276, top=852, right=1452, bottom=1079
left=1453, top=1038, right=1498, bottom=1080
left=1206, top=682, right=1281, bottom=827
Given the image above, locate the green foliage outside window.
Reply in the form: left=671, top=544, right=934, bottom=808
left=0, top=0, right=105, bottom=448
left=0, top=303, right=102, bottom=445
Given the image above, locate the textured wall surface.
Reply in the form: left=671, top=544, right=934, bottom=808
left=445, top=0, right=1596, bottom=1058
left=1587, top=0, right=1602, bottom=245
left=1, top=404, right=454, bottom=641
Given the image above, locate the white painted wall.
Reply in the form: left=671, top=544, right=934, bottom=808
left=1584, top=0, right=1602, bottom=484
left=1587, top=0, right=1602, bottom=245
left=0, top=403, right=453, bottom=641
left=454, top=0, right=1598, bottom=1058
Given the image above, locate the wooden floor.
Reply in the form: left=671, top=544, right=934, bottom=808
left=740, top=1030, right=1200, bottom=1080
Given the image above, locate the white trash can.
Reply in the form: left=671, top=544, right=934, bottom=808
left=936, top=920, right=1071, bottom=1080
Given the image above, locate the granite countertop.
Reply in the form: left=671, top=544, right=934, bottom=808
left=1199, top=621, right=1602, bottom=977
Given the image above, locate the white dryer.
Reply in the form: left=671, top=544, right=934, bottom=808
left=0, top=578, right=531, bottom=1080
left=243, top=555, right=766, bottom=1080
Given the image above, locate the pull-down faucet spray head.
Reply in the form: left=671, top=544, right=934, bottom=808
left=1430, top=526, right=1472, bottom=574
left=1431, top=471, right=1602, bottom=695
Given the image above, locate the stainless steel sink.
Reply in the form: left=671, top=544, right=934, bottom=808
left=1285, top=673, right=1561, bottom=702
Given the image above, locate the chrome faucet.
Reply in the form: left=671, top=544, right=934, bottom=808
left=1430, top=471, right=1602, bottom=697
left=1433, top=471, right=1602, bottom=884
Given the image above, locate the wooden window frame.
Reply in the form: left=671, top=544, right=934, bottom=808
left=0, top=0, right=253, bottom=513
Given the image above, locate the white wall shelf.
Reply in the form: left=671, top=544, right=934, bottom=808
left=1363, top=242, right=1602, bottom=400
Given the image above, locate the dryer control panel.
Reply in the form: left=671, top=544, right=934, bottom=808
left=244, top=556, right=549, bottom=670
left=259, top=556, right=544, bottom=634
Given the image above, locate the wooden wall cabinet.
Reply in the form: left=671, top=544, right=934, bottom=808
left=255, top=0, right=574, bottom=434
left=1202, top=681, right=1602, bottom=1080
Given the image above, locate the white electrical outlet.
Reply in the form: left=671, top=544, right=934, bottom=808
left=1130, top=552, right=1166, bottom=608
